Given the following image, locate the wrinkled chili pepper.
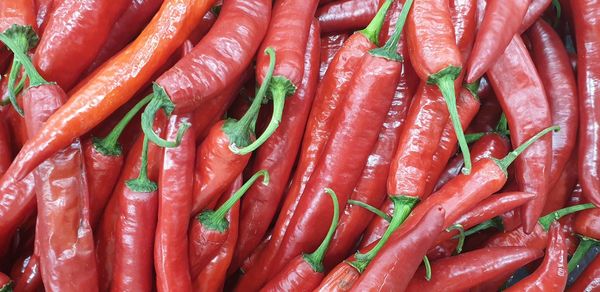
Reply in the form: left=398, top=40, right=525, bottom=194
left=570, top=254, right=600, bottom=292
left=505, top=222, right=568, bottom=291
left=317, top=0, right=378, bottom=34
left=567, top=208, right=600, bottom=272
left=487, top=35, right=553, bottom=233
left=572, top=0, right=600, bottom=206
left=233, top=20, right=320, bottom=272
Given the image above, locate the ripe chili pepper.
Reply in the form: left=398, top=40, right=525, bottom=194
left=0, top=272, right=11, bottom=291
left=154, top=113, right=195, bottom=292
left=237, top=5, right=412, bottom=289
left=528, top=19, right=579, bottom=193
left=570, top=254, right=600, bottom=292
left=261, top=189, right=339, bottom=292
left=449, top=0, right=478, bottom=63
left=1, top=0, right=215, bottom=183
left=11, top=253, right=42, bottom=292
left=407, top=0, right=471, bottom=174
left=319, top=33, right=349, bottom=80
left=542, top=154, right=578, bottom=216
left=465, top=0, right=531, bottom=83
left=0, top=174, right=35, bottom=258
left=572, top=0, right=600, bottom=206
left=520, top=0, right=552, bottom=33
left=505, top=222, right=568, bottom=291
left=350, top=205, right=445, bottom=291
left=140, top=0, right=270, bottom=146
left=34, top=0, right=53, bottom=32
left=567, top=208, right=600, bottom=272
left=317, top=0, right=378, bottom=34
left=189, top=171, right=268, bottom=281
left=233, top=21, right=320, bottom=271
left=0, top=118, right=11, bottom=176
left=487, top=35, right=553, bottom=233
left=466, top=78, right=502, bottom=134
left=0, top=0, right=36, bottom=85
left=406, top=247, right=543, bottom=291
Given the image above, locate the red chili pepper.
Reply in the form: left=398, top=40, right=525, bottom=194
left=154, top=113, right=195, bottom=292
left=317, top=0, right=378, bottom=34
left=466, top=78, right=502, bottom=134
left=0, top=0, right=214, bottom=183
left=0, top=174, right=35, bottom=258
left=319, top=33, right=349, bottom=80
left=233, top=2, right=392, bottom=282
left=11, top=253, right=42, bottom=292
left=487, top=35, right=553, bottom=233
left=237, top=5, right=411, bottom=289
left=465, top=0, right=531, bottom=83
left=505, top=222, right=568, bottom=291
left=450, top=0, right=478, bottom=62
left=541, top=154, right=578, bottom=216
left=567, top=208, right=600, bottom=273
left=34, top=0, right=53, bottom=32
left=261, top=189, right=339, bottom=292
left=0, top=117, right=11, bottom=176
left=232, top=20, right=320, bottom=271
left=570, top=254, right=600, bottom=292
left=0, top=272, right=12, bottom=291
left=189, top=171, right=268, bottom=282
left=0, top=0, right=36, bottom=73
left=520, top=0, right=552, bottom=33
left=406, top=247, right=543, bottom=291
left=572, top=0, right=600, bottom=206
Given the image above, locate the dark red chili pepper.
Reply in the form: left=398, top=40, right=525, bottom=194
left=487, top=35, right=553, bottom=233
left=505, top=222, right=568, bottom=291
left=570, top=254, right=600, bottom=292
left=0, top=174, right=35, bottom=258
left=319, top=33, right=349, bottom=80
left=466, top=78, right=502, bottom=134
left=406, top=247, right=543, bottom=291
left=11, top=253, right=42, bottom=292
left=520, top=0, right=552, bottom=33
left=34, top=0, right=53, bottom=32
left=261, top=189, right=339, bottom=292
left=236, top=5, right=411, bottom=289
left=567, top=208, right=600, bottom=272
left=235, top=1, right=393, bottom=283
left=317, top=0, right=378, bottom=34
left=465, top=0, right=530, bottom=83
left=32, top=0, right=130, bottom=90
left=572, top=0, right=600, bottom=206
left=154, top=113, right=195, bottom=292
left=542, top=154, right=578, bottom=216
left=233, top=20, right=320, bottom=271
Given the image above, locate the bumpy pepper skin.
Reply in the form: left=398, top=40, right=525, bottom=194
left=572, top=0, right=600, bottom=206
left=317, top=0, right=378, bottom=34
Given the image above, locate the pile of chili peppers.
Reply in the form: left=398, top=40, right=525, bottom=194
left=0, top=0, right=598, bottom=291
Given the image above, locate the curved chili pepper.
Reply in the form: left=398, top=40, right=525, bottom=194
left=528, top=19, right=579, bottom=192
left=407, top=0, right=471, bottom=174
left=520, top=0, right=552, bottom=33
left=570, top=254, right=600, bottom=292
left=572, top=0, right=600, bottom=206
left=189, top=171, right=268, bottom=281
left=140, top=0, right=270, bottom=147
left=1, top=0, right=214, bottom=183
left=235, top=1, right=393, bottom=283
left=237, top=6, right=411, bottom=289
left=450, top=0, right=478, bottom=63
left=487, top=35, right=553, bottom=233
left=505, top=222, right=568, bottom=291
left=542, top=154, right=578, bottom=216
left=465, top=0, right=530, bottom=83
left=261, top=189, right=339, bottom=292
left=32, top=0, right=130, bottom=90
left=568, top=208, right=600, bottom=272
left=406, top=247, right=543, bottom=291
left=317, top=0, right=378, bottom=34
left=154, top=113, right=195, bottom=292
left=319, top=33, right=349, bottom=80
left=233, top=21, right=320, bottom=272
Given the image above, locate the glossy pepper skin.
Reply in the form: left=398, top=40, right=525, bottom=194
left=317, top=0, right=378, bottom=34
left=572, top=0, right=600, bottom=206
left=1, top=0, right=215, bottom=183
left=465, top=0, right=531, bottom=83
left=527, top=19, right=579, bottom=192
left=542, top=155, right=578, bottom=215
left=350, top=206, right=445, bottom=291
left=406, top=247, right=543, bottom=291
left=233, top=20, right=321, bottom=271
left=570, top=255, right=600, bottom=292
left=487, top=36, right=553, bottom=233
left=318, top=33, right=349, bottom=80
left=34, top=0, right=53, bottom=31
left=11, top=253, right=42, bottom=292
left=154, top=114, right=195, bottom=292
left=520, top=0, right=552, bottom=33
left=505, top=222, right=568, bottom=292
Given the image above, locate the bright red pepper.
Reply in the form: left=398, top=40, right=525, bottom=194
left=317, top=0, right=378, bottom=34
left=318, top=33, right=349, bottom=80
left=0, top=0, right=36, bottom=72
left=520, top=0, right=552, bottom=33
left=569, top=254, right=600, bottom=292
left=542, top=154, right=578, bottom=216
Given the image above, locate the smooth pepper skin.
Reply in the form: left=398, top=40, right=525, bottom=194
left=542, top=156, right=578, bottom=216
left=505, top=222, right=568, bottom=292
left=233, top=20, right=321, bottom=272
left=154, top=114, right=195, bottom=292
left=569, top=255, right=600, bottom=292
left=1, top=0, right=215, bottom=183
left=32, top=0, right=130, bottom=90
left=318, top=33, right=349, bottom=79
left=572, top=0, right=600, bottom=206
left=317, top=0, right=378, bottom=34
left=487, top=36, right=552, bottom=233
left=260, top=256, right=323, bottom=292
left=24, top=84, right=99, bottom=291
left=406, top=247, right=543, bottom=291
left=573, top=208, right=600, bottom=240
left=520, top=0, right=552, bottom=33
left=350, top=206, right=445, bottom=291
left=527, top=19, right=579, bottom=193
left=465, top=0, right=531, bottom=83
left=157, top=0, right=271, bottom=114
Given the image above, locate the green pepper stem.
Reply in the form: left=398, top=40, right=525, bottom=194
left=200, top=170, right=269, bottom=232
left=552, top=0, right=562, bottom=20
left=125, top=136, right=158, bottom=193
left=495, top=125, right=560, bottom=173
left=568, top=237, right=599, bottom=273
left=141, top=83, right=190, bottom=148
left=538, top=203, right=596, bottom=230
left=94, top=94, right=153, bottom=156
left=348, top=199, right=391, bottom=222
left=0, top=280, right=14, bottom=292
left=495, top=113, right=508, bottom=133
left=423, top=256, right=432, bottom=281
left=0, top=25, right=45, bottom=87
left=369, top=0, right=414, bottom=61
left=350, top=195, right=419, bottom=273
left=465, top=132, right=485, bottom=144
left=458, top=217, right=504, bottom=239
left=359, top=0, right=393, bottom=46
left=303, top=188, right=340, bottom=273
left=7, top=60, right=24, bottom=115
left=446, top=224, right=465, bottom=254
